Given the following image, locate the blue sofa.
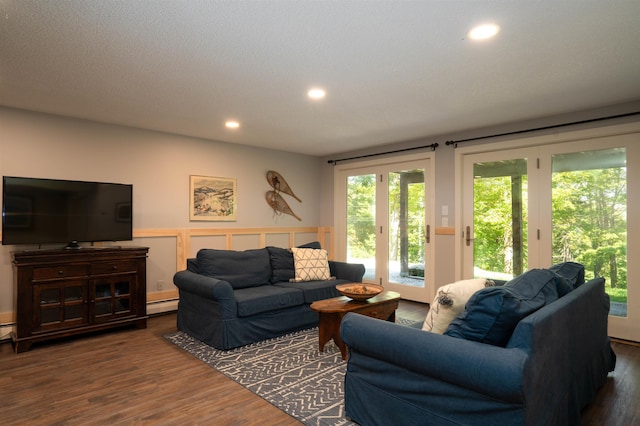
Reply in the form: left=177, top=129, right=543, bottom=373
left=173, top=243, right=365, bottom=349
left=341, top=266, right=616, bottom=426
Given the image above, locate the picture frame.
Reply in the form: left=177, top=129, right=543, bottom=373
left=189, top=175, right=237, bottom=221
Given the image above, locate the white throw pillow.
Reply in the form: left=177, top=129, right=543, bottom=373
left=290, top=248, right=332, bottom=282
left=422, top=278, right=493, bottom=334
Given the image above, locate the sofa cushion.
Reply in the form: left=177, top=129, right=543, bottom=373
left=504, top=268, right=568, bottom=300
left=274, top=279, right=345, bottom=303
left=549, top=261, right=585, bottom=289
left=196, top=248, right=271, bottom=289
left=266, top=246, right=295, bottom=283
left=444, top=269, right=564, bottom=346
left=291, top=247, right=332, bottom=281
left=422, top=278, right=493, bottom=334
left=266, top=241, right=323, bottom=283
left=299, top=241, right=322, bottom=249
left=234, top=285, right=304, bottom=317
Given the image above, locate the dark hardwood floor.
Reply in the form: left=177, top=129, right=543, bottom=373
left=1, top=301, right=637, bottom=425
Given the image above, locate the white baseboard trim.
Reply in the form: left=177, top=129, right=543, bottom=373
left=0, top=324, right=14, bottom=342
left=147, top=299, right=179, bottom=315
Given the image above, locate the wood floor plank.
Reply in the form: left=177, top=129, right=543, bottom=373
left=1, top=301, right=637, bottom=425
left=0, top=314, right=300, bottom=425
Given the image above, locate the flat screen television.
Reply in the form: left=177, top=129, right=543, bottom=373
left=2, top=176, right=133, bottom=248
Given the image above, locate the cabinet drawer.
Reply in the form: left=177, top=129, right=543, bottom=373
left=91, top=260, right=137, bottom=275
left=33, top=265, right=89, bottom=281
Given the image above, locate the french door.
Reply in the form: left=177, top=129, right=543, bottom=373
left=459, top=131, right=640, bottom=341
left=335, top=155, right=434, bottom=302
left=461, top=147, right=539, bottom=281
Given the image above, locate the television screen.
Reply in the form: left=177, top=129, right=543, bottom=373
left=2, top=176, right=133, bottom=247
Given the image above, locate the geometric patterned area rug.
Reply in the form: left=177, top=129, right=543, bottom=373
left=165, top=318, right=421, bottom=426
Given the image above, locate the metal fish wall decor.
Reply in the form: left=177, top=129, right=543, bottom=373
left=266, top=170, right=301, bottom=221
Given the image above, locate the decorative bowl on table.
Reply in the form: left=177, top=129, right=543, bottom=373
left=336, top=283, right=384, bottom=301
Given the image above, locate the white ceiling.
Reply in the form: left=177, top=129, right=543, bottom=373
left=2, top=1, right=640, bottom=157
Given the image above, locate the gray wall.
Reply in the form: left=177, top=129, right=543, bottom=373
left=0, top=107, right=324, bottom=321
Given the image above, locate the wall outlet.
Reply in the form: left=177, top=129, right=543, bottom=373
left=157, top=280, right=165, bottom=291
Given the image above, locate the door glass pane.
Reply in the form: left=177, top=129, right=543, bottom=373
left=96, top=283, right=111, bottom=298
left=115, top=281, right=130, bottom=296
left=346, top=174, right=376, bottom=281
left=64, top=304, right=83, bottom=320
left=473, top=159, right=528, bottom=281
left=65, top=286, right=82, bottom=302
left=115, top=298, right=130, bottom=313
left=41, top=307, right=61, bottom=324
left=388, top=168, right=425, bottom=287
left=40, top=288, right=60, bottom=305
left=552, top=148, right=627, bottom=317
left=95, top=300, right=112, bottom=316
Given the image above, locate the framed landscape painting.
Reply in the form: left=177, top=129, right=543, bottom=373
left=189, top=175, right=237, bottom=221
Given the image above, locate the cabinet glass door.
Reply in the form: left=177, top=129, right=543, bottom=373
left=34, top=281, right=88, bottom=331
left=92, top=276, right=134, bottom=322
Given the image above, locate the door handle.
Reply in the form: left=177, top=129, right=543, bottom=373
left=426, top=224, right=430, bottom=244
left=465, top=226, right=473, bottom=246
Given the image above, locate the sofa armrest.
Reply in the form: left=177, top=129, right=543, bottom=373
left=173, top=270, right=237, bottom=316
left=505, top=278, right=614, bottom=424
left=329, top=260, right=365, bottom=282
left=341, top=313, right=527, bottom=402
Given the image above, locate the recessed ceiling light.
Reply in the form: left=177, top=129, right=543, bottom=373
left=468, top=24, right=500, bottom=40
left=308, top=88, right=326, bottom=100
left=225, top=120, right=240, bottom=129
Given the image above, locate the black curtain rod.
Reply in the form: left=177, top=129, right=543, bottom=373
left=327, top=143, right=438, bottom=165
left=327, top=110, right=639, bottom=165
left=445, top=111, right=640, bottom=147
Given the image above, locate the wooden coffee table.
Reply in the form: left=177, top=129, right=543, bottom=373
left=310, top=290, right=401, bottom=360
